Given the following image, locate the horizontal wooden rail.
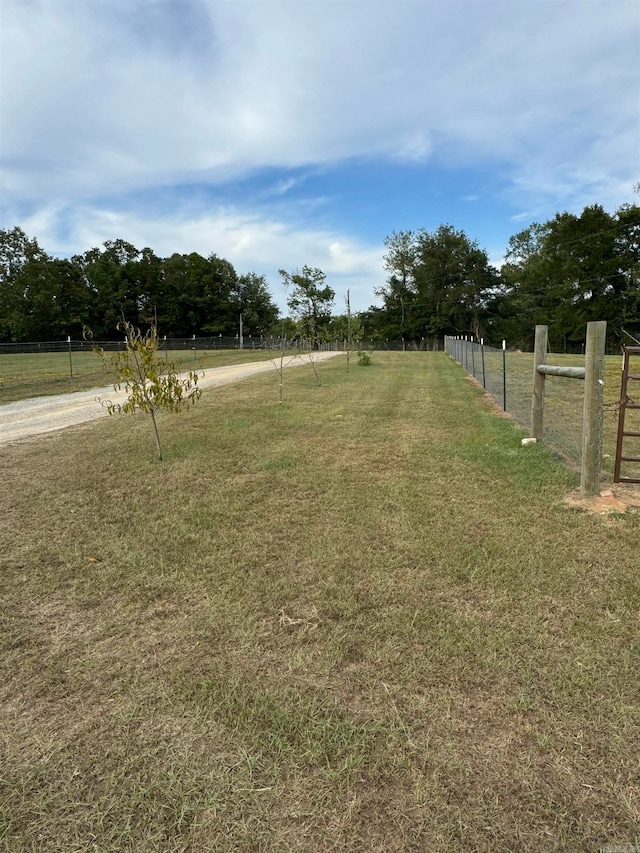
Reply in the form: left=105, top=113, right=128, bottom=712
left=536, top=365, right=586, bottom=379
left=531, top=321, right=606, bottom=496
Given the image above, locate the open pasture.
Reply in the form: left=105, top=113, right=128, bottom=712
left=0, top=348, right=274, bottom=405
left=1, top=353, right=638, bottom=852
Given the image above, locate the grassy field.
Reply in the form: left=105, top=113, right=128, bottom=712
left=1, top=352, right=638, bottom=852
left=0, top=348, right=275, bottom=405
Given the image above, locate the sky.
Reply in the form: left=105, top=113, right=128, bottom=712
left=1, top=0, right=639, bottom=315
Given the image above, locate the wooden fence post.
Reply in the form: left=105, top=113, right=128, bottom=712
left=581, top=320, right=607, bottom=496
left=531, top=325, right=548, bottom=440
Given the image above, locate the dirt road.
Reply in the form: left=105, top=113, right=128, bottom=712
left=0, top=352, right=342, bottom=447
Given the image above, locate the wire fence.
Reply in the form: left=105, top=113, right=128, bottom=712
left=0, top=335, right=309, bottom=355
left=0, top=335, right=438, bottom=405
left=0, top=335, right=441, bottom=355
left=444, top=335, right=624, bottom=479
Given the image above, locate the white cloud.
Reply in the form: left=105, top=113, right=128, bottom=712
left=2, top=0, right=638, bottom=209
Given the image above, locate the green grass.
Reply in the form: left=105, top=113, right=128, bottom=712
left=1, top=353, right=639, bottom=852
left=0, top=348, right=275, bottom=404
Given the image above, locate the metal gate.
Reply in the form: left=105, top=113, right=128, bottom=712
left=614, top=346, right=640, bottom=484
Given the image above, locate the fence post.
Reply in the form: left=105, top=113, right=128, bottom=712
left=581, top=320, right=607, bottom=496
left=470, top=336, right=476, bottom=378
left=480, top=338, right=486, bottom=388
left=531, top=325, right=548, bottom=440
left=67, top=336, right=73, bottom=378
left=502, top=340, right=507, bottom=411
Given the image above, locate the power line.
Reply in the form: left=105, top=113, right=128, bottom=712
left=537, top=218, right=640, bottom=252
left=382, top=218, right=640, bottom=294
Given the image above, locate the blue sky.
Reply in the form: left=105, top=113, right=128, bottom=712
left=1, top=0, right=639, bottom=314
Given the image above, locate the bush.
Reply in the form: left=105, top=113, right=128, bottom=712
left=357, top=350, right=372, bottom=366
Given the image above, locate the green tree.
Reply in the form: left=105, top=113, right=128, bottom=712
left=613, top=203, right=640, bottom=339
left=233, top=272, right=280, bottom=338
left=497, top=204, right=640, bottom=350
left=412, top=225, right=498, bottom=339
left=74, top=239, right=141, bottom=338
left=378, top=230, right=417, bottom=337
left=93, top=321, right=202, bottom=461
left=26, top=258, right=90, bottom=340
left=370, top=226, right=498, bottom=343
left=161, top=252, right=238, bottom=335
left=0, top=227, right=47, bottom=340
left=327, top=313, right=364, bottom=343
left=279, top=266, right=335, bottom=348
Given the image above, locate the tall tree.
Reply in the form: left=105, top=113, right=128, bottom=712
left=0, top=227, right=47, bottom=340
left=75, top=239, right=141, bottom=337
left=279, top=266, right=335, bottom=347
left=159, top=252, right=238, bottom=335
left=26, top=258, right=90, bottom=339
left=233, top=272, right=279, bottom=337
left=498, top=204, right=640, bottom=350
left=412, top=225, right=498, bottom=339
left=378, top=230, right=417, bottom=337
left=371, top=225, right=498, bottom=341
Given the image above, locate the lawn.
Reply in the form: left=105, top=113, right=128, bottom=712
left=0, top=348, right=275, bottom=405
left=1, top=352, right=638, bottom=852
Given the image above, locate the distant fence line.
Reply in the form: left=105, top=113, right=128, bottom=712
left=0, top=336, right=299, bottom=354
left=445, top=335, right=507, bottom=410
left=0, top=336, right=441, bottom=355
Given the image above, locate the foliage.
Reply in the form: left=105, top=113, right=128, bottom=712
left=374, top=226, right=500, bottom=342
left=0, top=231, right=281, bottom=341
left=357, top=350, right=372, bottom=366
left=0, top=227, right=50, bottom=340
left=93, top=321, right=202, bottom=460
left=3, top=193, right=639, bottom=350
left=233, top=272, right=280, bottom=337
left=495, top=203, right=640, bottom=350
left=365, top=199, right=640, bottom=350
left=327, top=313, right=364, bottom=343
left=279, top=265, right=335, bottom=348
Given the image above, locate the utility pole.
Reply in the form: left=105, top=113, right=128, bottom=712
left=346, top=289, right=351, bottom=372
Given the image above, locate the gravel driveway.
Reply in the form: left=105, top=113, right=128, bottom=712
left=0, top=352, right=342, bottom=447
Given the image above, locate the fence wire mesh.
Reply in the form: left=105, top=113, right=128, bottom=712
left=445, top=336, right=624, bottom=479
left=0, top=335, right=437, bottom=405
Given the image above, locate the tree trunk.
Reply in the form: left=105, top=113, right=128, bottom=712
left=149, top=409, right=163, bottom=460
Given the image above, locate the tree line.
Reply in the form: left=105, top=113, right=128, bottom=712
left=2, top=199, right=639, bottom=349
left=0, top=230, right=280, bottom=341
left=361, top=202, right=640, bottom=352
